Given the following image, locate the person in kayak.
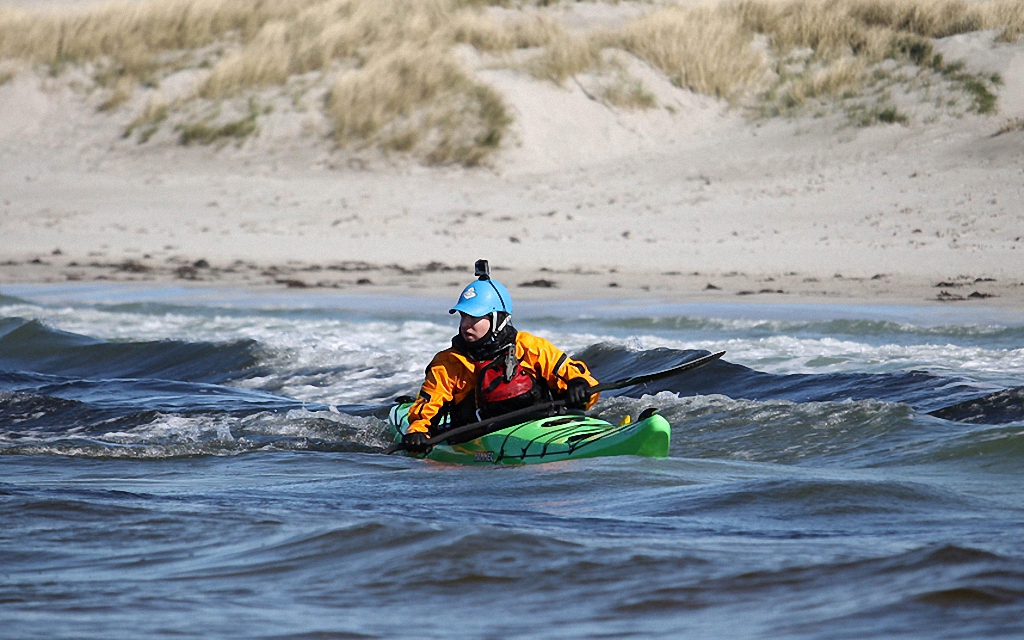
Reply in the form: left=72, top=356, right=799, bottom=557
left=402, top=260, right=599, bottom=454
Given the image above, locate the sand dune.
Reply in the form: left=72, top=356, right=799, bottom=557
left=1, top=0, right=1023, bottom=307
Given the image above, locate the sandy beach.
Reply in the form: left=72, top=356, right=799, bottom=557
left=1, top=0, right=1023, bottom=309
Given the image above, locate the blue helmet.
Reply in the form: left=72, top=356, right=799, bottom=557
left=449, top=277, right=513, bottom=317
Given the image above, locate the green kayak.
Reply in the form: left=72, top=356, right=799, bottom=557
left=387, top=403, right=671, bottom=465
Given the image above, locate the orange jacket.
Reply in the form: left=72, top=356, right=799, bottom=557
left=407, top=331, right=599, bottom=434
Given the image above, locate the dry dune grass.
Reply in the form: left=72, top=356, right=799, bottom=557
left=449, top=11, right=563, bottom=52
left=618, top=5, right=766, bottom=101
left=327, top=44, right=509, bottom=165
left=984, top=0, right=1024, bottom=41
left=198, top=0, right=463, bottom=98
left=525, top=0, right=1022, bottom=113
left=738, top=0, right=1024, bottom=115
left=526, top=34, right=603, bottom=84
left=0, top=0, right=309, bottom=74
left=0, top=0, right=512, bottom=164
left=1, top=0, right=1023, bottom=162
left=737, top=0, right=1021, bottom=55
left=192, top=0, right=513, bottom=163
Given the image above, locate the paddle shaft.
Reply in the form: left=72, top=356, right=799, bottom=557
left=381, top=400, right=566, bottom=455
left=384, top=350, right=726, bottom=454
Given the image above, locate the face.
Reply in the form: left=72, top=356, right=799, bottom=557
left=459, top=313, right=491, bottom=343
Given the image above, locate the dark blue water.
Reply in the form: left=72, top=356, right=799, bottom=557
left=2, top=285, right=1023, bottom=638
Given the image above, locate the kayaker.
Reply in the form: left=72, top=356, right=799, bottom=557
left=402, top=260, right=599, bottom=454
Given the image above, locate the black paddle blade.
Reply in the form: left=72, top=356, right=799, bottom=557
left=592, top=350, right=726, bottom=394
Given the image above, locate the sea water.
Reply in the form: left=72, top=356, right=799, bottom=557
left=1, top=284, right=1023, bottom=639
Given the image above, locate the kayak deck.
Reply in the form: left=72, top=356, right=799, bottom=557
left=387, top=403, right=671, bottom=465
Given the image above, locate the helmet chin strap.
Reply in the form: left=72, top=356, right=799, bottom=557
left=489, top=312, right=510, bottom=339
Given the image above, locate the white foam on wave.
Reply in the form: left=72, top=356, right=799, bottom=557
left=4, top=299, right=1022, bottom=404
left=545, top=328, right=1024, bottom=388
left=592, top=390, right=932, bottom=467
left=0, top=408, right=391, bottom=458
left=1, top=299, right=453, bottom=403
left=100, top=414, right=237, bottom=445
